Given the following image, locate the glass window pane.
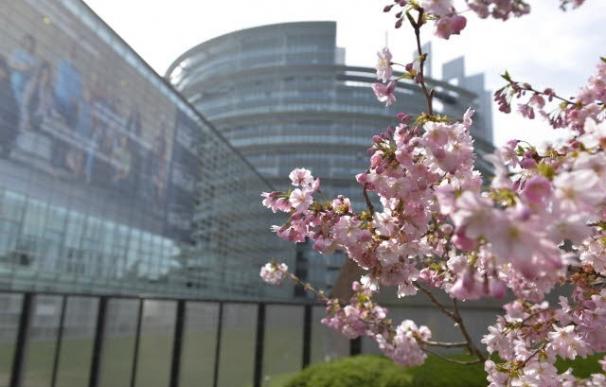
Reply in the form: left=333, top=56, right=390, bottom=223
left=180, top=302, right=219, bottom=387
left=55, top=297, right=98, bottom=387
left=0, top=294, right=23, bottom=387
left=99, top=299, right=139, bottom=387
left=135, top=300, right=175, bottom=387
left=23, top=295, right=64, bottom=387
left=217, top=304, right=257, bottom=387
left=311, top=306, right=349, bottom=364
left=262, top=305, right=303, bottom=387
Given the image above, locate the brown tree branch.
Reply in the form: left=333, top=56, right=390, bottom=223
left=452, top=299, right=487, bottom=362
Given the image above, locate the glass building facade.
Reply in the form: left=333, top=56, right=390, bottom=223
left=166, top=22, right=495, bottom=292
left=0, top=0, right=292, bottom=300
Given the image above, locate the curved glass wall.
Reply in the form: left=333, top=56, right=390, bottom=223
left=168, top=22, right=494, bottom=293
left=0, top=0, right=292, bottom=300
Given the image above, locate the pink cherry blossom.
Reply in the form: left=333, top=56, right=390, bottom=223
left=419, top=0, right=453, bottom=16
left=261, top=191, right=290, bottom=213
left=288, top=168, right=314, bottom=187
left=547, top=324, right=590, bottom=360
left=289, top=188, right=313, bottom=213
left=520, top=175, right=551, bottom=205
left=372, top=81, right=397, bottom=106
left=375, top=47, right=393, bottom=82
left=434, top=15, right=467, bottom=40
left=259, top=262, right=288, bottom=285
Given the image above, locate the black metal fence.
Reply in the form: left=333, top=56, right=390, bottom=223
left=1, top=291, right=359, bottom=387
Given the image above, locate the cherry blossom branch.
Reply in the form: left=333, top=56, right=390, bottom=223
left=414, top=283, right=456, bottom=320
left=414, top=283, right=485, bottom=361
left=501, top=72, right=576, bottom=105
left=406, top=10, right=435, bottom=116
left=521, top=343, right=546, bottom=367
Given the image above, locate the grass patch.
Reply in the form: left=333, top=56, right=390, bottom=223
left=285, top=354, right=486, bottom=387
left=284, top=354, right=606, bottom=387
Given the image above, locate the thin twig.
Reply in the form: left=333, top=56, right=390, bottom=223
left=421, top=339, right=468, bottom=348
left=407, top=10, right=434, bottom=116
left=452, top=299, right=487, bottom=362
left=521, top=344, right=546, bottom=367
left=507, top=80, right=575, bottom=105
left=414, top=283, right=456, bottom=320
left=288, top=272, right=329, bottom=303
left=421, top=347, right=484, bottom=366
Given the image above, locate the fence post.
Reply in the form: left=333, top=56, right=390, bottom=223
left=301, top=305, right=312, bottom=369
left=350, top=337, right=362, bottom=356
left=212, top=302, right=223, bottom=387
left=129, top=299, right=144, bottom=387
left=9, top=293, right=33, bottom=387
left=88, top=296, right=108, bottom=387
left=169, top=300, right=186, bottom=387
left=50, top=296, right=68, bottom=387
left=253, top=303, right=266, bottom=387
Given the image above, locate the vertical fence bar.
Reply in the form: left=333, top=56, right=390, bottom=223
left=50, top=296, right=68, bottom=387
left=349, top=337, right=362, bottom=356
left=301, top=305, right=312, bottom=369
left=253, top=303, right=266, bottom=387
left=89, top=297, right=108, bottom=387
left=9, top=293, right=33, bottom=387
left=129, top=299, right=144, bottom=387
left=169, top=300, right=186, bottom=387
left=212, top=302, right=223, bottom=387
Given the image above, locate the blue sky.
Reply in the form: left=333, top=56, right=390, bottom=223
left=84, top=0, right=606, bottom=147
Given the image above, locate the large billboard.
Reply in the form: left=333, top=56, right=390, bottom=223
left=0, top=0, right=182, bottom=231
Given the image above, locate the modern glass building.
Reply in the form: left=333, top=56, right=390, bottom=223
left=0, top=0, right=292, bottom=301
left=166, top=22, right=495, bottom=293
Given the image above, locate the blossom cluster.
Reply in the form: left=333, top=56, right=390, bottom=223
left=261, top=108, right=606, bottom=382
left=259, top=0, right=606, bottom=385
left=259, top=262, right=289, bottom=285
left=383, top=1, right=576, bottom=42
left=321, top=280, right=431, bottom=366
left=483, top=287, right=606, bottom=386
left=495, top=59, right=606, bottom=132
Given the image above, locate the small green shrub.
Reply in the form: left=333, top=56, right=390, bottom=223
left=285, top=354, right=486, bottom=387
left=285, top=353, right=605, bottom=387
left=556, top=353, right=605, bottom=378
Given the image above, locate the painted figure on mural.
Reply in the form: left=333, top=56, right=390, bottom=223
left=0, top=56, right=20, bottom=158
